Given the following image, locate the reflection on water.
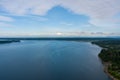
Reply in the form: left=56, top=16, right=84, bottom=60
left=0, top=41, right=111, bottom=80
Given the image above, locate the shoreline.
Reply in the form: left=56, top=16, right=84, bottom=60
left=101, top=61, right=118, bottom=80
left=96, top=46, right=119, bottom=80
left=91, top=42, right=119, bottom=80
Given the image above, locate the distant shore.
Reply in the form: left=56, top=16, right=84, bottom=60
left=0, top=40, right=20, bottom=44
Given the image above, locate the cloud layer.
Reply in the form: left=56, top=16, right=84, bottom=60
left=0, top=0, right=120, bottom=26
left=1, top=0, right=120, bottom=16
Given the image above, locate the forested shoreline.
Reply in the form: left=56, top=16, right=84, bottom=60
left=92, top=40, right=120, bottom=80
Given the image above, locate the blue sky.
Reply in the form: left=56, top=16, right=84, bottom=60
left=0, top=0, right=120, bottom=37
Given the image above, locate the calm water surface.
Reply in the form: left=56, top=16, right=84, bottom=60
left=0, top=40, right=111, bottom=80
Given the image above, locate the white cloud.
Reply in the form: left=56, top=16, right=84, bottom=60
left=59, top=0, right=120, bottom=26
left=0, top=0, right=58, bottom=15
left=60, top=22, right=73, bottom=26
left=0, top=15, right=14, bottom=22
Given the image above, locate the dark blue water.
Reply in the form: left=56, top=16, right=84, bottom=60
left=0, top=40, right=110, bottom=80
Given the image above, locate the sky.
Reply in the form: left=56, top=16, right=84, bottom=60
left=0, top=0, right=120, bottom=37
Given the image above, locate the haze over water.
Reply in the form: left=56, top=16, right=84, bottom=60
left=0, top=40, right=111, bottom=80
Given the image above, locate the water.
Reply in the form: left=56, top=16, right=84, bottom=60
left=0, top=40, right=111, bottom=80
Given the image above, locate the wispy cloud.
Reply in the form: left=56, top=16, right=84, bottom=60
left=0, top=15, right=14, bottom=22
left=60, top=22, right=73, bottom=26
left=0, top=15, right=14, bottom=27
left=0, top=22, right=13, bottom=27
left=29, top=16, right=48, bottom=22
